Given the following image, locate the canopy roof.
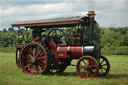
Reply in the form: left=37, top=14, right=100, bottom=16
left=12, top=16, right=89, bottom=28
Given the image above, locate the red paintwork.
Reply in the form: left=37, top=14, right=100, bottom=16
left=16, top=45, right=24, bottom=49
left=56, top=51, right=67, bottom=58
left=56, top=45, right=83, bottom=58
left=32, top=37, right=40, bottom=42
left=48, top=38, right=57, bottom=51
left=69, top=46, right=83, bottom=58
left=12, top=21, right=80, bottom=27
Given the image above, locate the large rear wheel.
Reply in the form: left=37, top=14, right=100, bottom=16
left=21, top=43, right=48, bottom=75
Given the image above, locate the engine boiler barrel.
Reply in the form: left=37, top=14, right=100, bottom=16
left=57, top=46, right=94, bottom=58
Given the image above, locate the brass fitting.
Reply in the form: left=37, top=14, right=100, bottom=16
left=87, top=11, right=96, bottom=18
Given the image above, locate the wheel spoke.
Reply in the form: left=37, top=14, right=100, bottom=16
left=82, top=60, right=86, bottom=65
left=100, top=68, right=103, bottom=73
left=37, top=56, right=46, bottom=60
left=32, top=48, right=36, bottom=57
left=24, top=56, right=31, bottom=60
left=35, top=49, right=42, bottom=57
left=101, top=64, right=107, bottom=66
left=24, top=56, right=31, bottom=63
left=26, top=59, right=31, bottom=63
left=25, top=63, right=32, bottom=68
left=31, top=64, right=37, bottom=71
left=37, top=62, right=45, bottom=67
left=100, top=59, right=105, bottom=64
left=102, top=67, right=107, bottom=70
left=36, top=65, right=42, bottom=72
left=89, top=65, right=96, bottom=68
left=29, top=54, right=33, bottom=58
left=41, top=60, right=47, bottom=64
left=39, top=51, right=45, bottom=56
left=38, top=58, right=47, bottom=63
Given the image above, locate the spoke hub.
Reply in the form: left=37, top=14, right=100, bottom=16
left=85, top=67, right=89, bottom=70
left=99, top=64, right=102, bottom=69
left=86, top=65, right=91, bottom=70
left=31, top=57, right=36, bottom=63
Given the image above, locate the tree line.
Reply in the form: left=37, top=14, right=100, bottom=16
left=100, top=27, right=128, bottom=47
left=0, top=26, right=128, bottom=48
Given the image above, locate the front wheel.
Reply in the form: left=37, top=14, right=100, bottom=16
left=98, top=56, right=110, bottom=76
left=76, top=56, right=98, bottom=78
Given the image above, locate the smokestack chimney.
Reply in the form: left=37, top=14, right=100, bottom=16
left=87, top=11, right=96, bottom=45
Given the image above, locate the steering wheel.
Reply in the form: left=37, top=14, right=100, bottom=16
left=47, top=29, right=68, bottom=45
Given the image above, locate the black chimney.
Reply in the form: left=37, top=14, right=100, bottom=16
left=87, top=11, right=96, bottom=45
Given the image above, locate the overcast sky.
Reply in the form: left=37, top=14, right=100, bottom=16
left=0, top=0, right=128, bottom=30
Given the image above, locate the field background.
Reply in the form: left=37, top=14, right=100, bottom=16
left=0, top=52, right=128, bottom=85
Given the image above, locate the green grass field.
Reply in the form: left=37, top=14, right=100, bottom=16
left=0, top=52, right=128, bottom=85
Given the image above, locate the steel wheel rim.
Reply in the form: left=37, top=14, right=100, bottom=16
left=76, top=56, right=98, bottom=78
left=21, top=43, right=47, bottom=75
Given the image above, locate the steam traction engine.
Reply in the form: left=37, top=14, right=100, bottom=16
left=12, top=11, right=110, bottom=78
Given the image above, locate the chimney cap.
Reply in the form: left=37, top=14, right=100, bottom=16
left=87, top=11, right=96, bottom=18
left=88, top=11, right=95, bottom=13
